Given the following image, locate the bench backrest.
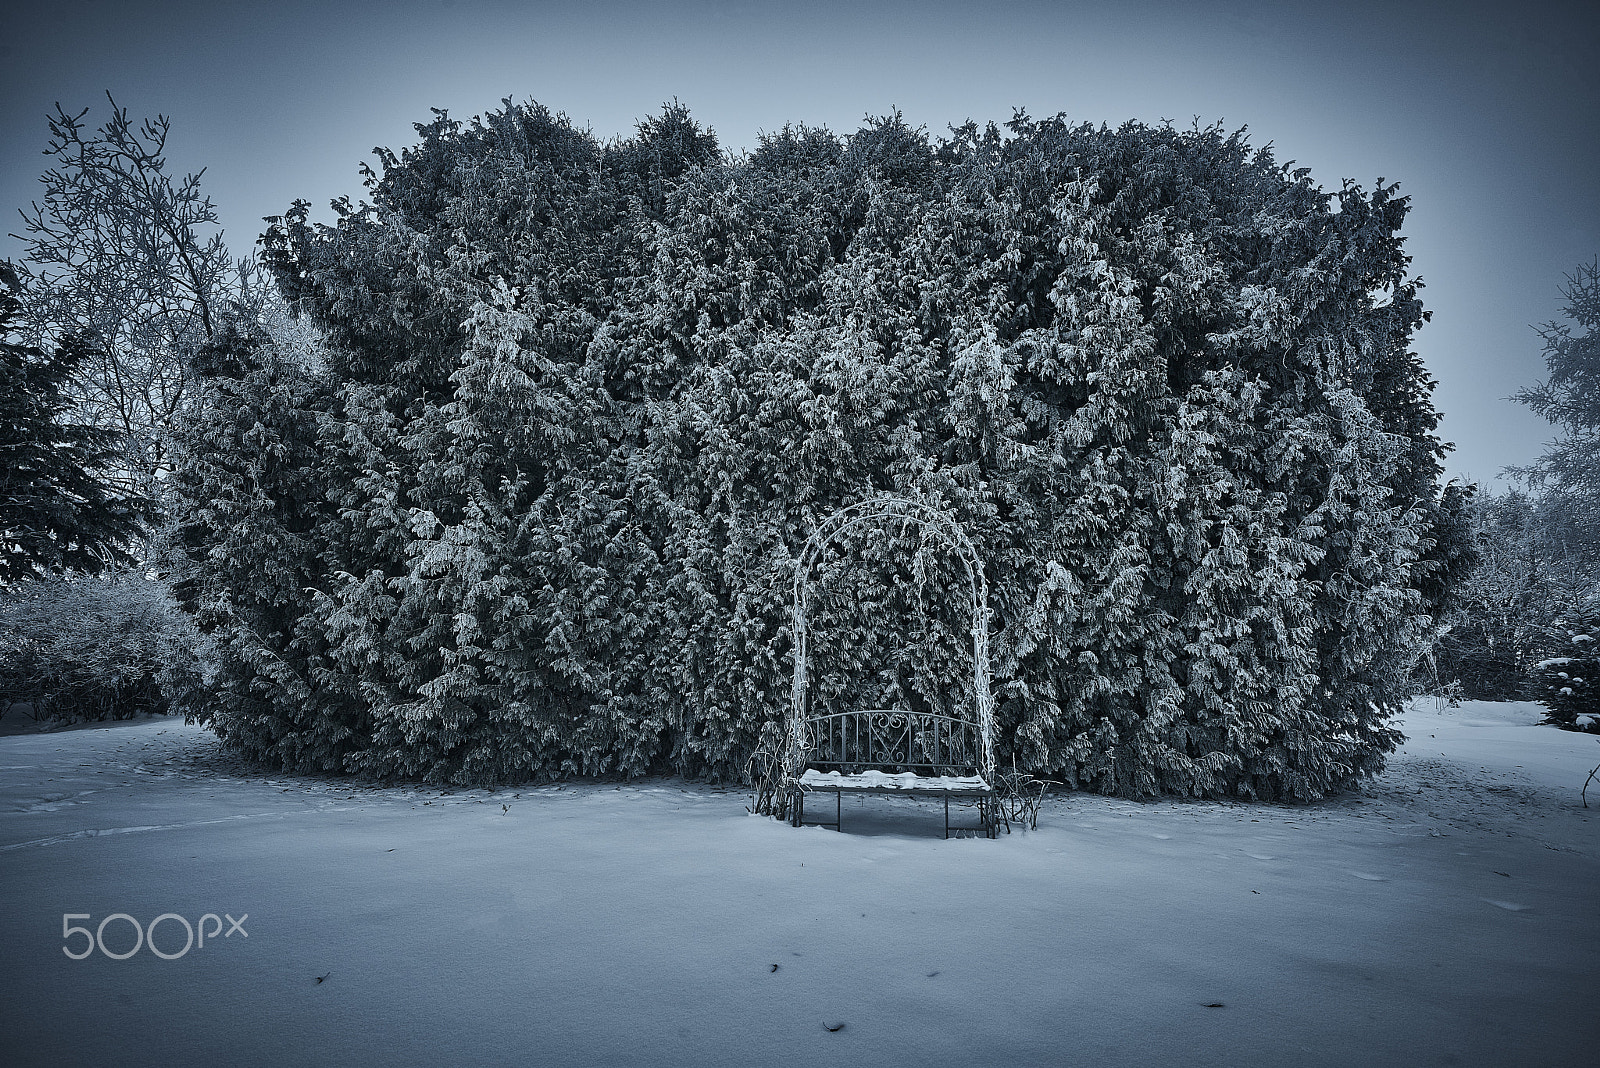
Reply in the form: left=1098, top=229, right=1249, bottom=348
left=801, top=708, right=983, bottom=777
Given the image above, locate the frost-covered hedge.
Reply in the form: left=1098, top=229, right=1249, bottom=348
left=167, top=103, right=1470, bottom=796
left=0, top=571, right=207, bottom=723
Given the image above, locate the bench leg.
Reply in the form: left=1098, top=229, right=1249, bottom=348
left=944, top=795, right=950, bottom=840
left=791, top=790, right=845, bottom=832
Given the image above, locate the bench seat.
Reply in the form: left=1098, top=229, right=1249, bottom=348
left=790, top=766, right=995, bottom=836
left=795, top=769, right=993, bottom=795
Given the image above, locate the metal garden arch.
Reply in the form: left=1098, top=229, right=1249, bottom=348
left=786, top=496, right=995, bottom=788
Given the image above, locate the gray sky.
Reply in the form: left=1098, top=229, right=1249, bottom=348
left=3, top=0, right=1596, bottom=485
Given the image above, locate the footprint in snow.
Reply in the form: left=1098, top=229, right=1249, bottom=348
left=1245, top=853, right=1275, bottom=861
left=1483, top=899, right=1530, bottom=912
left=1152, top=834, right=1171, bottom=840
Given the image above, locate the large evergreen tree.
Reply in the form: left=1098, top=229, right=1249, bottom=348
left=1509, top=260, right=1600, bottom=729
left=1514, top=259, right=1600, bottom=560
left=170, top=102, right=1466, bottom=796
left=0, top=266, right=147, bottom=585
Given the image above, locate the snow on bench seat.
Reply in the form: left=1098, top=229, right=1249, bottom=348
left=797, top=769, right=993, bottom=794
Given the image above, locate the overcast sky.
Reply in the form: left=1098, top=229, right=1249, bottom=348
left=3, top=0, right=1596, bottom=485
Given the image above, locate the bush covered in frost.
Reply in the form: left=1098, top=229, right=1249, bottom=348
left=1421, top=488, right=1589, bottom=701
left=166, top=102, right=1471, bottom=796
left=0, top=570, right=208, bottom=723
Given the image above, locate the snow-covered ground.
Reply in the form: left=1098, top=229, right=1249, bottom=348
left=1, top=700, right=1596, bottom=1067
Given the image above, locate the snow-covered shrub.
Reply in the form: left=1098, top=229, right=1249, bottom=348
left=1424, top=488, right=1596, bottom=701
left=168, top=103, right=1468, bottom=796
left=0, top=570, right=207, bottom=723
left=1533, top=601, right=1600, bottom=733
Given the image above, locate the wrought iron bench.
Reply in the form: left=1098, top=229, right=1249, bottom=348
left=788, top=708, right=997, bottom=838
left=778, top=496, right=999, bottom=838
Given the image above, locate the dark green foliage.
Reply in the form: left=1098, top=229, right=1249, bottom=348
left=174, top=102, right=1460, bottom=795
left=0, top=267, right=147, bottom=584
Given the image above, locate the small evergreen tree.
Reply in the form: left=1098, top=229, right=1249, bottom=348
left=1532, top=598, right=1600, bottom=732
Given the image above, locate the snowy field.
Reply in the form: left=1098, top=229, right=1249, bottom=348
left=2, top=701, right=1597, bottom=1067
